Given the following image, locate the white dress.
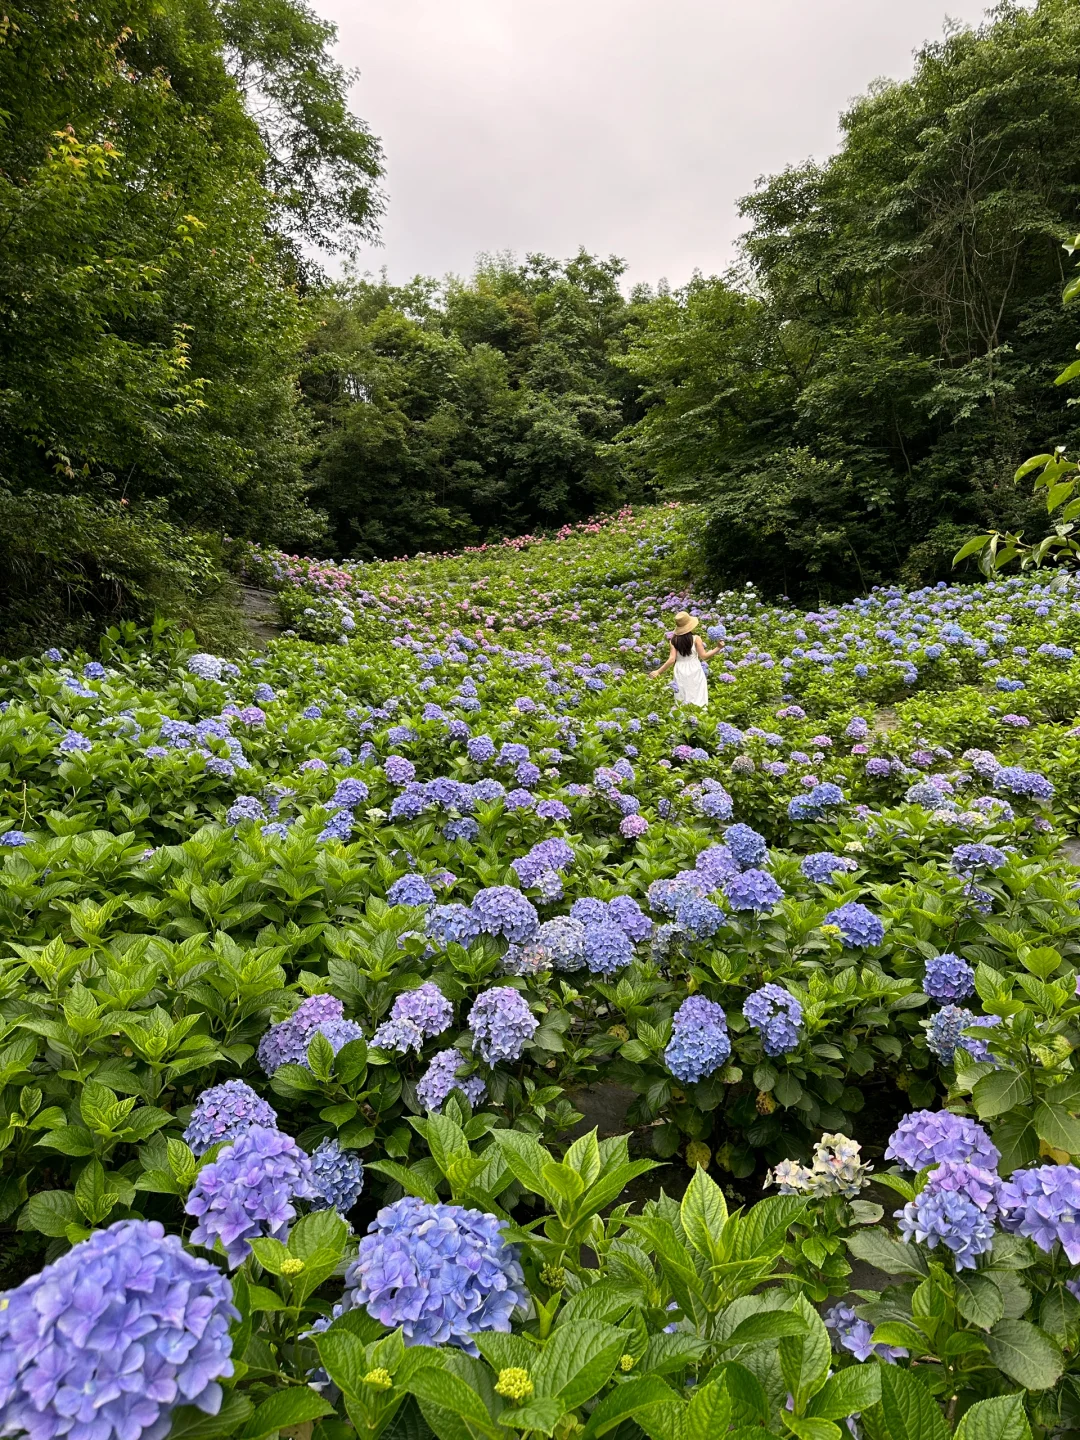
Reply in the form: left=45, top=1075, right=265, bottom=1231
left=674, top=653, right=708, bottom=708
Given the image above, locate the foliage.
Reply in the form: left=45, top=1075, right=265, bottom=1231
left=299, top=253, right=655, bottom=558
left=616, top=0, right=1080, bottom=600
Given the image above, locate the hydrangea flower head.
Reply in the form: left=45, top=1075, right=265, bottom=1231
left=185, top=1125, right=316, bottom=1266
left=824, top=902, right=884, bottom=948
left=924, top=952, right=975, bottom=1003
left=257, top=994, right=364, bottom=1074
left=926, top=1006, right=1000, bottom=1065
left=582, top=921, right=635, bottom=974
left=800, top=851, right=858, bottom=884
left=723, top=868, right=783, bottom=913
left=425, top=902, right=482, bottom=950
left=825, top=1302, right=906, bottom=1363
left=387, top=874, right=436, bottom=908
left=183, top=1080, right=278, bottom=1156
left=767, top=1133, right=870, bottom=1200
left=309, top=1138, right=365, bottom=1214
left=725, top=823, right=768, bottom=869
left=897, top=1161, right=1000, bottom=1269
left=416, top=1048, right=487, bottom=1112
left=187, top=653, right=225, bottom=681
left=999, top=1165, right=1080, bottom=1260
left=607, top=894, right=652, bottom=942
left=372, top=983, right=453, bottom=1053
left=535, top=915, right=587, bottom=971
left=468, top=987, right=538, bottom=1064
left=885, top=1110, right=999, bottom=1172
left=0, top=1219, right=238, bottom=1440
left=343, top=1198, right=527, bottom=1351
left=952, top=843, right=1007, bottom=875
left=743, top=984, right=803, bottom=1055
left=226, top=795, right=265, bottom=827
left=470, top=886, right=539, bottom=944
left=664, top=996, right=730, bottom=1084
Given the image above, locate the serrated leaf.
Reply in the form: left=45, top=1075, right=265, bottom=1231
left=239, top=1389, right=333, bottom=1439
left=879, top=1363, right=949, bottom=1440
left=680, top=1164, right=727, bottom=1260
left=985, top=1319, right=1063, bottom=1392
left=955, top=1272, right=1005, bottom=1331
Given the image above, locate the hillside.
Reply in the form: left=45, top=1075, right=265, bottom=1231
left=3, top=504, right=1080, bottom=1431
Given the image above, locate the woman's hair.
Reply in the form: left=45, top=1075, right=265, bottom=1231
left=671, top=631, right=695, bottom=656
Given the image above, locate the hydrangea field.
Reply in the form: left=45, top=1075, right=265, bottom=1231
left=8, top=505, right=1080, bottom=1436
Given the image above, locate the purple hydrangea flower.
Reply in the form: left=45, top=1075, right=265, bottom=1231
left=607, top=894, right=652, bottom=942
left=995, top=766, right=1054, bottom=801
left=384, top=755, right=416, bottom=785
left=800, top=851, right=858, bottom=884
left=471, top=886, right=539, bottom=943
left=468, top=987, right=538, bottom=1064
left=225, top=795, right=265, bottom=826
left=724, top=868, right=784, bottom=913
left=185, top=1125, right=316, bottom=1266
left=824, top=902, right=884, bottom=948
left=187, top=653, right=225, bottom=681
left=570, top=897, right=608, bottom=926
left=885, top=1110, right=1000, bottom=1172
left=694, top=845, right=739, bottom=889
left=926, top=1006, right=1001, bottom=1066
left=864, top=757, right=892, bottom=779
left=343, top=1198, right=527, bottom=1351
left=0, top=1219, right=238, bottom=1440
left=58, top=729, right=92, bottom=755
left=331, top=778, right=370, bottom=809
left=897, top=1161, right=1000, bottom=1269
left=725, top=823, right=768, bottom=869
left=183, top=1080, right=278, bottom=1156
left=534, top=915, right=587, bottom=970
left=999, top=1165, right=1080, bottom=1261
left=257, top=994, right=364, bottom=1074
left=664, top=995, right=730, bottom=1084
left=743, top=984, right=803, bottom=1055
left=372, top=983, right=453, bottom=1053
left=318, top=810, right=354, bottom=843
left=583, top=921, right=635, bottom=974
left=387, top=874, right=436, bottom=908
left=309, top=1138, right=365, bottom=1214
left=0, top=830, right=29, bottom=847
left=825, top=1302, right=907, bottom=1363
left=416, top=1048, right=487, bottom=1112
left=951, top=843, right=1007, bottom=875
left=924, top=953, right=975, bottom=1003
left=674, top=894, right=725, bottom=939
left=536, top=798, right=572, bottom=821
left=511, top=838, right=575, bottom=889
left=425, top=902, right=482, bottom=949
left=467, top=735, right=496, bottom=763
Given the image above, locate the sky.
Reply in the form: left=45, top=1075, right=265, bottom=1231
left=321, top=0, right=1002, bottom=291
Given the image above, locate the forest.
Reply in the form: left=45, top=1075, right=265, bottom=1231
left=3, top=0, right=1080, bottom=629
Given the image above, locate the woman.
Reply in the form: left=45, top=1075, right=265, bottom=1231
left=649, top=611, right=722, bottom=708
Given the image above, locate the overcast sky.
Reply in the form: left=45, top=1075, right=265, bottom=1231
left=321, top=0, right=1001, bottom=291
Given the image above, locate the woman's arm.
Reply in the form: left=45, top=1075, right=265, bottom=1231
left=695, top=636, right=723, bottom=660
left=650, top=644, right=677, bottom=679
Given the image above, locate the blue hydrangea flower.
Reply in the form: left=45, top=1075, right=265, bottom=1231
left=42, top=647, right=63, bottom=662
left=0, top=830, right=29, bottom=847
left=343, top=1198, right=527, bottom=1352
left=185, top=1125, right=316, bottom=1267
left=309, top=1139, right=365, bottom=1214
left=999, top=1165, right=1080, bottom=1261
left=416, top=1048, right=487, bottom=1112
left=743, top=984, right=803, bottom=1055
left=995, top=766, right=1054, bottom=801
left=664, top=995, right=730, bottom=1084
left=384, top=755, right=416, bottom=785
left=694, top=845, right=738, bottom=889
left=800, top=851, right=858, bottom=884
left=924, top=953, right=975, bottom=1003
left=570, top=897, right=608, bottom=926
left=226, top=795, right=265, bottom=826
left=885, top=1110, right=1000, bottom=1172
left=0, top=1219, right=238, bottom=1440
left=318, top=810, right=354, bottom=843
left=467, top=735, right=496, bottom=763
left=536, top=798, right=571, bottom=821
left=951, top=843, right=1007, bottom=875
left=511, top=838, right=575, bottom=888
left=187, top=653, right=225, bottom=681
left=372, top=983, right=453, bottom=1053
left=82, top=661, right=107, bottom=680
left=387, top=874, right=436, bottom=908
left=723, top=868, right=783, bottom=913
left=607, top=894, right=652, bottom=941
left=468, top=987, right=538, bottom=1064
left=697, top=789, right=734, bottom=821
left=725, top=823, right=768, bottom=869
left=583, top=921, right=635, bottom=974
left=897, top=1162, right=1000, bottom=1269
left=444, top=816, right=481, bottom=842
left=470, top=886, right=539, bottom=943
left=824, top=902, right=884, bottom=948
left=183, top=1080, right=278, bottom=1156
left=926, top=1006, right=1001, bottom=1065
left=331, top=778, right=369, bottom=808
left=533, top=915, right=587, bottom=971
left=257, top=994, right=364, bottom=1074
left=425, top=902, right=482, bottom=949
left=824, top=1302, right=907, bottom=1363
left=674, top=894, right=725, bottom=938
left=58, top=729, right=92, bottom=755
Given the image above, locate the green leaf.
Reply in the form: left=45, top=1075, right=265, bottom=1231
left=366, top=1161, right=442, bottom=1204
left=845, top=1229, right=927, bottom=1276
left=878, top=1364, right=949, bottom=1440
left=531, top=1321, right=627, bottom=1407
left=74, top=1158, right=119, bottom=1223
left=785, top=1422, right=841, bottom=1440
left=985, top=1319, right=1063, bottom=1392
left=238, top=1389, right=333, bottom=1439
left=718, top=1310, right=807, bottom=1352
left=579, top=1375, right=678, bottom=1439
left=972, top=1069, right=1029, bottom=1120
left=778, top=1297, right=831, bottom=1409
left=35, top=1124, right=96, bottom=1156
left=18, top=1189, right=82, bottom=1237
left=316, top=1330, right=370, bottom=1397
left=495, top=1397, right=564, bottom=1433
left=955, top=1273, right=1005, bottom=1331
left=166, top=1394, right=254, bottom=1440
left=680, top=1164, right=727, bottom=1260
left=288, top=1207, right=349, bottom=1262
left=1033, top=1102, right=1080, bottom=1156
left=954, top=1393, right=1031, bottom=1440
left=640, top=1331, right=712, bottom=1374
left=405, top=1368, right=498, bottom=1437
left=806, top=1363, right=881, bottom=1420
left=555, top=1280, right=642, bottom=1327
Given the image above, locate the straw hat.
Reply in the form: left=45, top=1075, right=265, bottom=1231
left=672, top=611, right=698, bottom=635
